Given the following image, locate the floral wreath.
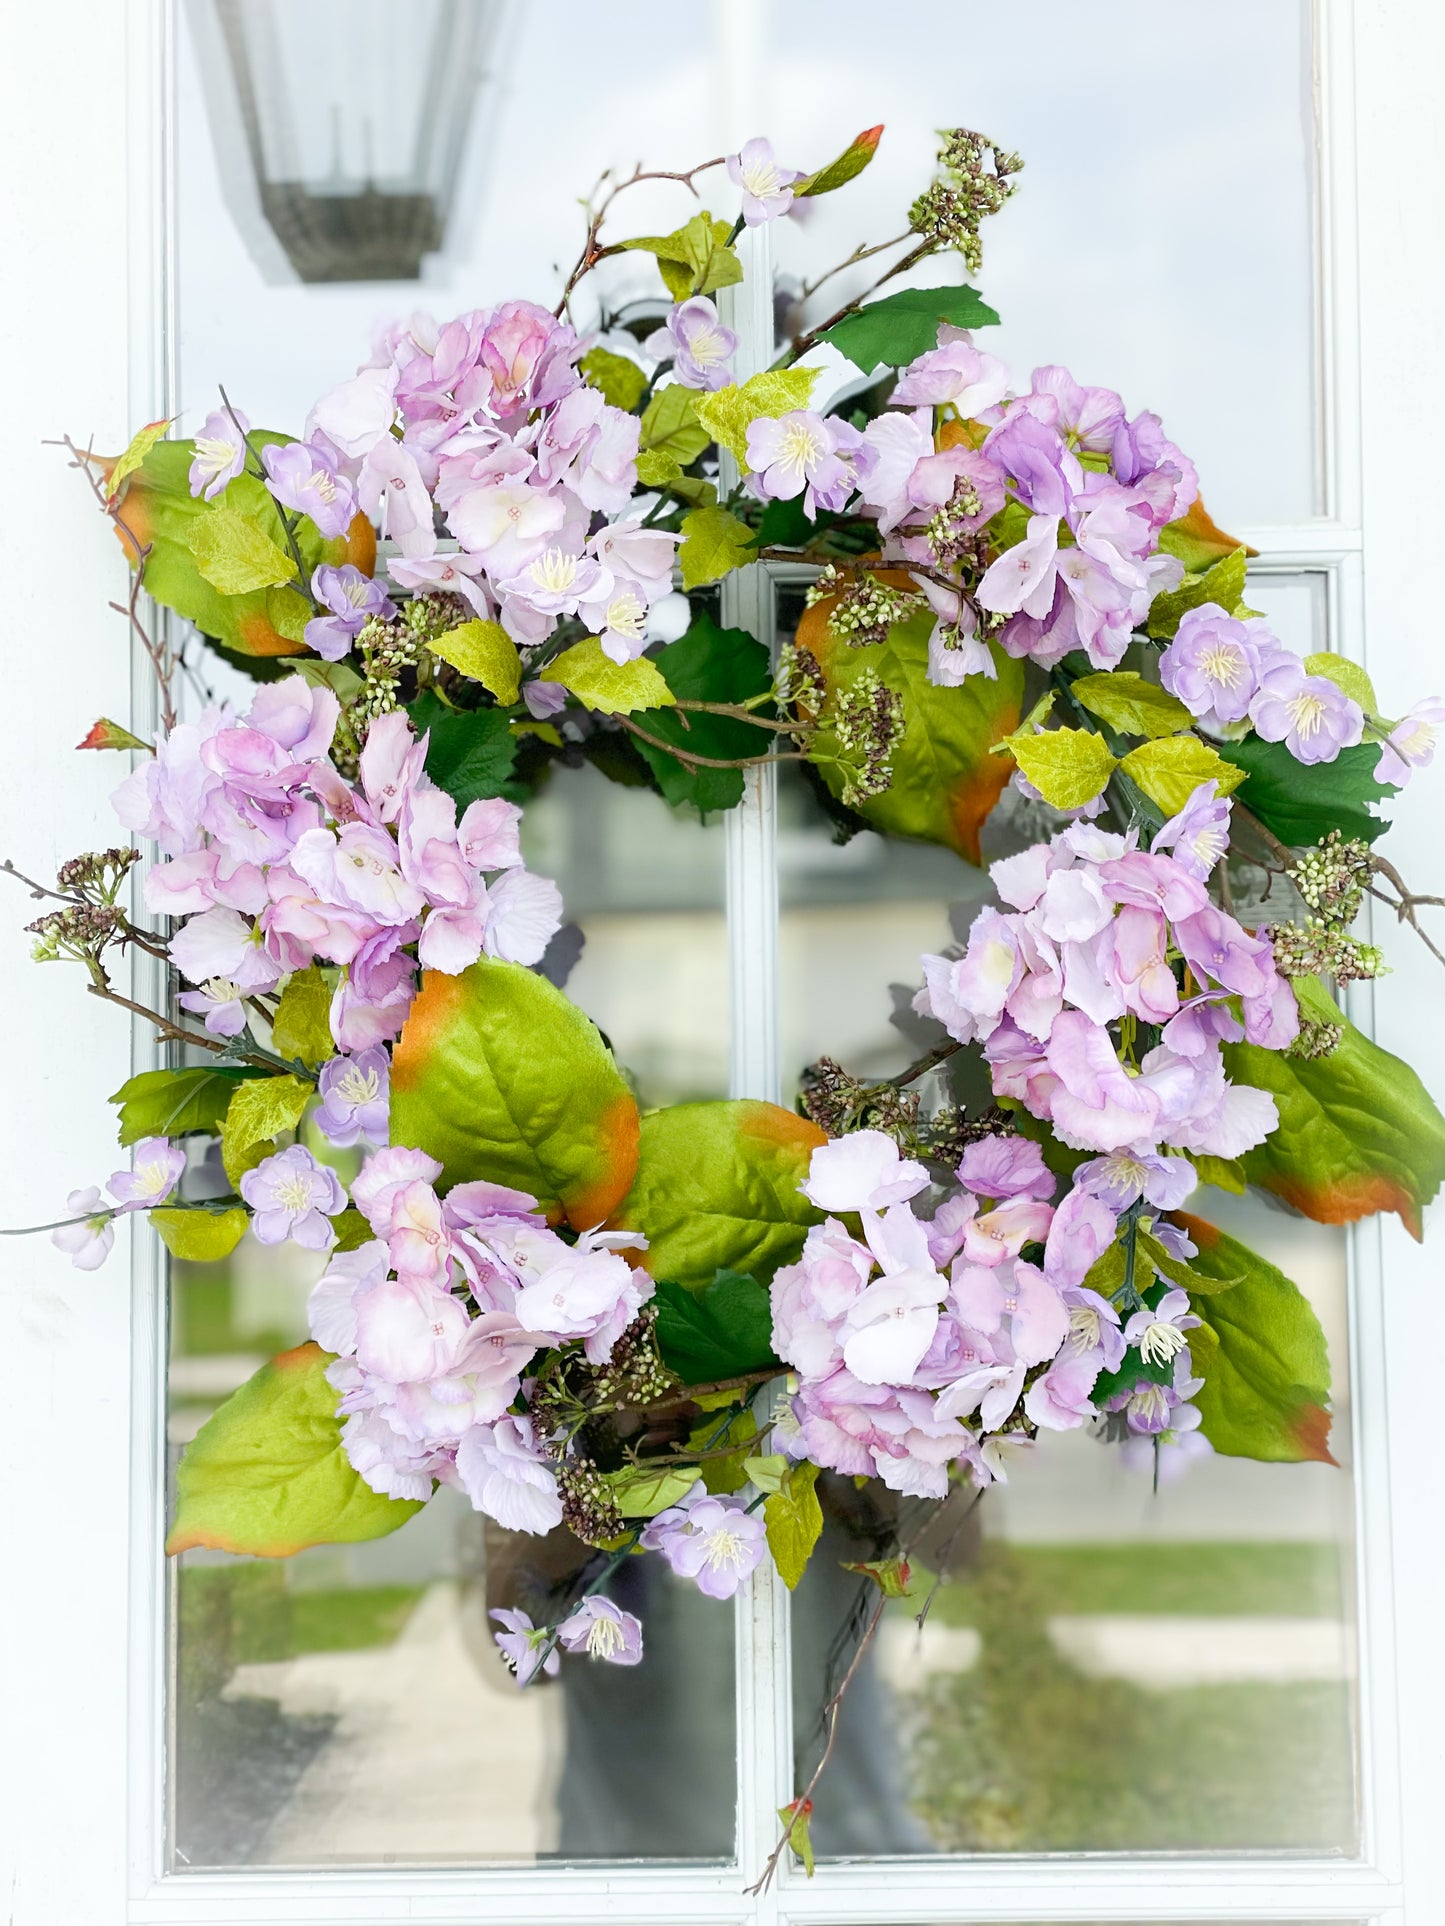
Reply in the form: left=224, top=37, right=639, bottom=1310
left=12, top=124, right=1445, bottom=1887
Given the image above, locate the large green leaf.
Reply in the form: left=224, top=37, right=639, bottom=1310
left=408, top=692, right=518, bottom=810
left=390, top=958, right=640, bottom=1227
left=167, top=1342, right=424, bottom=1557
left=109, top=1065, right=264, bottom=1146
left=1226, top=974, right=1445, bottom=1239
left=800, top=589, right=1024, bottom=863
left=632, top=611, right=775, bottom=813
left=1217, top=735, right=1395, bottom=847
left=1172, top=1213, right=1334, bottom=1464
left=654, top=1269, right=780, bottom=1383
left=817, top=284, right=1000, bottom=372
left=610, top=1100, right=825, bottom=1288
left=113, top=436, right=371, bottom=658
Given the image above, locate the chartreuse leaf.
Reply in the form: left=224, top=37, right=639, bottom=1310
left=167, top=1342, right=425, bottom=1557
left=818, top=284, right=1000, bottom=372
left=778, top=1799, right=816, bottom=1877
left=693, top=367, right=821, bottom=464
left=110, top=1065, right=262, bottom=1146
left=793, top=123, right=884, bottom=197
left=1136, top=1226, right=1240, bottom=1296
left=220, top=1074, right=312, bottom=1189
left=331, top=1208, right=375, bottom=1252
left=78, top=716, right=150, bottom=751
left=622, top=213, right=743, bottom=300
left=743, top=1453, right=789, bottom=1493
left=1216, top=736, right=1394, bottom=847
left=579, top=345, right=647, bottom=411
left=188, top=506, right=298, bottom=595
left=765, top=1460, right=823, bottom=1590
left=541, top=636, right=675, bottom=714
left=1069, top=671, right=1193, bottom=741
left=407, top=690, right=517, bottom=810
left=391, top=957, right=640, bottom=1227
left=678, top=506, right=758, bottom=590
left=1192, top=1152, right=1247, bottom=1194
left=632, top=611, right=774, bottom=813
left=1118, top=733, right=1246, bottom=816
left=653, top=1269, right=779, bottom=1383
left=602, top=1463, right=699, bottom=1518
left=611, top=1100, right=825, bottom=1288
left=270, top=967, right=335, bottom=1069
left=635, top=449, right=684, bottom=488
left=1171, top=1213, right=1335, bottom=1464
left=1002, top=725, right=1117, bottom=810
left=151, top=1207, right=250, bottom=1262
left=114, top=436, right=374, bottom=658
left=799, top=591, right=1024, bottom=863
left=1303, top=651, right=1377, bottom=713
left=106, top=417, right=171, bottom=505
left=1158, top=494, right=1254, bottom=574
left=1225, top=974, right=1445, bottom=1239
left=639, top=384, right=709, bottom=466
left=1144, top=547, right=1249, bottom=641
left=427, top=619, right=522, bottom=705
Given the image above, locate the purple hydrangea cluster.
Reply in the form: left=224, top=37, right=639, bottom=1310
left=916, top=793, right=1300, bottom=1160
left=307, top=1146, right=653, bottom=1514
left=113, top=681, right=561, bottom=1060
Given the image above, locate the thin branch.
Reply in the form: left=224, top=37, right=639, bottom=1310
left=554, top=156, right=727, bottom=315
left=612, top=712, right=812, bottom=772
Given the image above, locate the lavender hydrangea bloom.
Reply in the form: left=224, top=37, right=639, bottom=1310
left=956, top=1135, right=1056, bottom=1203
left=314, top=1047, right=391, bottom=1147
left=1158, top=605, right=1265, bottom=729
left=641, top=1483, right=767, bottom=1598
left=644, top=298, right=738, bottom=390
left=188, top=407, right=249, bottom=501
left=1249, top=656, right=1364, bottom=765
left=108, top=1137, right=186, bottom=1212
left=262, top=440, right=357, bottom=540
left=239, top=1144, right=347, bottom=1249
left=557, top=1595, right=644, bottom=1665
left=305, top=564, right=396, bottom=663
left=489, top=1607, right=560, bottom=1685
left=52, top=1186, right=116, bottom=1271
left=726, top=136, right=802, bottom=225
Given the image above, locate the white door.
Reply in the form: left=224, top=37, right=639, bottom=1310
left=4, top=1, right=1444, bottom=1921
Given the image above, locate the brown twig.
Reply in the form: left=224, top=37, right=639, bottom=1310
left=554, top=156, right=727, bottom=315
left=613, top=712, right=811, bottom=772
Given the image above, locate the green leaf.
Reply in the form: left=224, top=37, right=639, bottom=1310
left=1003, top=724, right=1117, bottom=810
left=817, top=284, right=1001, bottom=373
left=270, top=967, right=335, bottom=1069
left=639, top=384, right=709, bottom=466
left=801, top=594, right=1025, bottom=863
left=793, top=123, right=883, bottom=198
left=778, top=1800, right=816, bottom=1878
left=540, top=636, right=676, bottom=714
left=653, top=1269, right=779, bottom=1383
left=331, top=1207, right=375, bottom=1252
left=1144, top=549, right=1249, bottom=641
left=1118, top=733, right=1247, bottom=816
left=1216, top=735, right=1394, bottom=846
left=151, top=1206, right=250, bottom=1262
left=1157, top=495, right=1254, bottom=574
left=407, top=691, right=518, bottom=810
left=1172, top=1213, right=1335, bottom=1463
left=293, top=656, right=365, bottom=702
left=1303, top=651, right=1377, bottom=712
left=693, top=367, right=821, bottom=464
left=612, top=1099, right=825, bottom=1288
left=167, top=1342, right=425, bottom=1556
left=635, top=448, right=683, bottom=488
left=188, top=505, right=299, bottom=595
left=1080, top=1239, right=1128, bottom=1298
left=742, top=1452, right=790, bottom=1494
left=427, top=619, right=522, bottom=706
left=579, top=345, right=647, bottom=411
left=109, top=1065, right=262, bottom=1146
left=602, top=1462, right=700, bottom=1518
left=1192, top=1152, right=1247, bottom=1194
left=631, top=610, right=775, bottom=813
left=1069, top=671, right=1194, bottom=741
left=678, top=506, right=758, bottom=590
left=106, top=417, right=171, bottom=505
left=391, top=956, right=640, bottom=1226
left=840, top=1554, right=915, bottom=1597
left=220, top=1073, right=312, bottom=1189
left=1136, top=1226, right=1240, bottom=1297
left=1225, top=973, right=1445, bottom=1239
left=266, top=584, right=314, bottom=644
left=77, top=716, right=151, bottom=752
left=622, top=212, right=743, bottom=300
left=765, top=1461, right=823, bottom=1590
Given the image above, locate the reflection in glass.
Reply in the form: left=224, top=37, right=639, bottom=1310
left=170, top=1241, right=737, bottom=1867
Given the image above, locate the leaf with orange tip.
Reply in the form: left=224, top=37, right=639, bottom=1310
left=1158, top=493, right=1258, bottom=572
left=390, top=958, right=640, bottom=1227
left=1170, top=1213, right=1335, bottom=1465
left=105, top=416, right=172, bottom=506
left=77, top=717, right=148, bottom=752
left=166, top=1343, right=424, bottom=1558
left=794, top=125, right=884, bottom=198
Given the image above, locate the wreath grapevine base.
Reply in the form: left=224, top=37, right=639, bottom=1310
left=12, top=123, right=1445, bottom=1885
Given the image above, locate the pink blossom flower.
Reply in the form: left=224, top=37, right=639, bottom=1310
left=799, top=1130, right=929, bottom=1212
left=188, top=406, right=249, bottom=500
left=239, top=1144, right=347, bottom=1249
left=51, top=1186, right=116, bottom=1270
left=489, top=1607, right=560, bottom=1684
left=891, top=331, right=1011, bottom=414
left=1377, top=696, right=1445, bottom=787
left=262, top=440, right=357, bottom=540
left=457, top=1415, right=563, bottom=1534
left=557, top=1595, right=644, bottom=1664
left=641, top=1484, right=767, bottom=1597
left=745, top=410, right=862, bottom=517
left=108, top=1137, right=186, bottom=1212
left=726, top=137, right=802, bottom=225
left=644, top=299, right=737, bottom=389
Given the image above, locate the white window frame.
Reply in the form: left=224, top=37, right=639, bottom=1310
left=5, top=0, right=1444, bottom=1919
